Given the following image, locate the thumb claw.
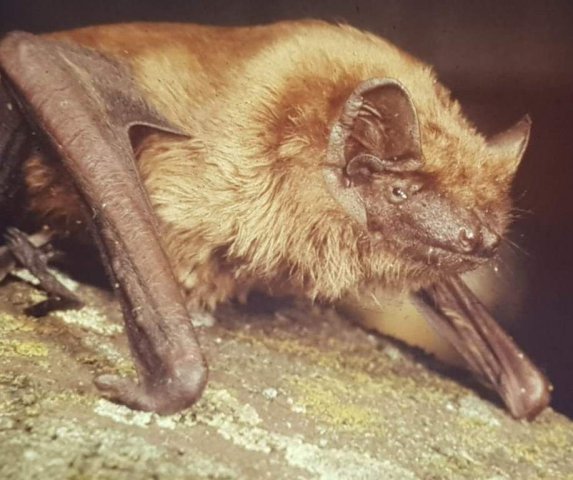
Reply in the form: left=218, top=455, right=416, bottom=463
left=94, top=373, right=128, bottom=391
left=94, top=367, right=207, bottom=415
left=94, top=374, right=156, bottom=411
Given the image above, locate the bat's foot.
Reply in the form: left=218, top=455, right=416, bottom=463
left=95, top=358, right=208, bottom=415
left=0, top=244, right=15, bottom=282
left=3, top=227, right=83, bottom=315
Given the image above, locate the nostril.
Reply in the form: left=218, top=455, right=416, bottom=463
left=458, top=227, right=478, bottom=253
left=458, top=227, right=501, bottom=257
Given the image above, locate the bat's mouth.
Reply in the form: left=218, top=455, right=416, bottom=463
left=384, top=226, right=497, bottom=276
left=414, top=244, right=493, bottom=271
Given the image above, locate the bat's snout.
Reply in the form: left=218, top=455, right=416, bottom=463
left=398, top=187, right=503, bottom=266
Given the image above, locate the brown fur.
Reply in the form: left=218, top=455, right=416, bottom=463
left=24, top=21, right=520, bottom=309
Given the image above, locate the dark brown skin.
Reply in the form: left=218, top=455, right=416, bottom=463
left=0, top=27, right=550, bottom=419
left=414, top=277, right=551, bottom=421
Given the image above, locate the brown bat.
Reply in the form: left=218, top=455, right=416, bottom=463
left=0, top=20, right=551, bottom=419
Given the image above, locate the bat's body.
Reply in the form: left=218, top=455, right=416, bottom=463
left=0, top=21, right=551, bottom=418
left=24, top=22, right=515, bottom=305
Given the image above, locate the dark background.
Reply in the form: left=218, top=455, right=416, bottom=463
left=1, top=0, right=572, bottom=418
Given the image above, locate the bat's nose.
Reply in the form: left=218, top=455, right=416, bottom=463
left=457, top=226, right=501, bottom=257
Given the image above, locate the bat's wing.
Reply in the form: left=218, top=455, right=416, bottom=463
left=0, top=67, right=29, bottom=228
left=0, top=32, right=207, bottom=414
left=413, top=276, right=551, bottom=420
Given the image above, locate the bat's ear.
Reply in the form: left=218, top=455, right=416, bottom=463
left=328, top=78, right=424, bottom=177
left=323, top=78, right=423, bottom=224
left=487, top=115, right=531, bottom=177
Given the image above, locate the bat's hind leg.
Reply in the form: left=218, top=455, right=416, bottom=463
left=1, top=68, right=81, bottom=315
left=3, top=227, right=82, bottom=315
left=0, top=244, right=14, bottom=281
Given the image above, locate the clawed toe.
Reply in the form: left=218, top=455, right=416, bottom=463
left=0, top=244, right=15, bottom=282
left=2, top=227, right=82, bottom=314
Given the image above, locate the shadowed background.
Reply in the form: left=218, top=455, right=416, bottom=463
left=1, top=0, right=572, bottom=417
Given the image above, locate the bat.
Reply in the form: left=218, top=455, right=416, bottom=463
left=0, top=21, right=551, bottom=419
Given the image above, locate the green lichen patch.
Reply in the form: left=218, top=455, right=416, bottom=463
left=287, top=374, right=382, bottom=432
left=0, top=339, right=49, bottom=358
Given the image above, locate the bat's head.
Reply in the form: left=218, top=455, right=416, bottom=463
left=323, top=78, right=530, bottom=286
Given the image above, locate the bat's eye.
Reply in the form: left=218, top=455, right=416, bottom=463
left=390, top=186, right=409, bottom=203
left=388, top=178, right=423, bottom=204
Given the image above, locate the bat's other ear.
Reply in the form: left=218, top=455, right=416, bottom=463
left=323, top=78, right=423, bottom=224
left=487, top=115, right=531, bottom=177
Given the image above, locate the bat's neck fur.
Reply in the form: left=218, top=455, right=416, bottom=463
left=32, top=21, right=517, bottom=309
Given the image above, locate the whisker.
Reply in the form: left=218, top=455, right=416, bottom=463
left=501, top=235, right=530, bottom=258
left=513, top=190, right=529, bottom=203
left=511, top=206, right=533, bottom=215
left=488, top=223, right=531, bottom=258
left=506, top=212, right=527, bottom=223
left=509, top=208, right=533, bottom=221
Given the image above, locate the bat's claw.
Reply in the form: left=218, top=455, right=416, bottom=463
left=94, top=360, right=208, bottom=415
left=3, top=227, right=83, bottom=315
left=0, top=244, right=15, bottom=282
